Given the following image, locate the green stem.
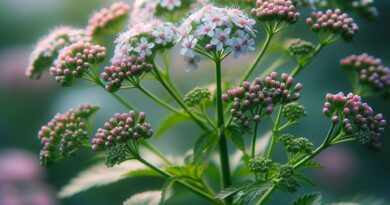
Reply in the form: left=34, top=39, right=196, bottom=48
left=256, top=185, right=277, bottom=205
left=95, top=78, right=137, bottom=110
left=240, top=32, right=273, bottom=83
left=153, top=65, right=208, bottom=130
left=290, top=44, right=324, bottom=78
left=137, top=157, right=219, bottom=203
left=137, top=85, right=187, bottom=118
left=140, top=141, right=172, bottom=165
left=266, top=105, right=284, bottom=159
left=215, top=59, right=232, bottom=195
left=251, top=122, right=259, bottom=158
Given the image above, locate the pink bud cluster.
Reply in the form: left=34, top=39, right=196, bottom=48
left=341, top=53, right=390, bottom=96
left=223, top=72, right=302, bottom=129
left=26, top=27, right=90, bottom=79
left=92, top=111, right=153, bottom=151
left=101, top=55, right=153, bottom=92
left=251, top=0, right=300, bottom=25
left=322, top=92, right=386, bottom=150
left=50, top=42, right=106, bottom=86
left=86, top=2, right=130, bottom=37
left=306, top=9, right=359, bottom=43
left=38, top=104, right=99, bottom=167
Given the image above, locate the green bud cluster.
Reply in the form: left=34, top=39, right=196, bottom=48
left=105, top=143, right=133, bottom=167
left=278, top=177, right=299, bottom=193
left=282, top=102, right=306, bottom=122
left=184, top=87, right=211, bottom=107
left=248, top=157, right=273, bottom=174
left=280, top=134, right=313, bottom=155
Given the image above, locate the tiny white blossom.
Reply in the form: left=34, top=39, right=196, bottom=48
left=203, top=10, right=229, bottom=26
left=160, top=0, right=181, bottom=11
left=237, top=30, right=256, bottom=52
left=210, top=27, right=232, bottom=51
left=180, top=35, right=198, bottom=57
left=227, top=38, right=244, bottom=59
left=185, top=55, right=201, bottom=70
left=196, top=23, right=216, bottom=37
left=134, top=37, right=155, bottom=57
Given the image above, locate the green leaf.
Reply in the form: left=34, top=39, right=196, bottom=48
left=293, top=173, right=316, bottom=186
left=124, top=191, right=161, bottom=205
left=155, top=112, right=189, bottom=138
left=193, top=131, right=217, bottom=163
left=330, top=194, right=388, bottom=205
left=234, top=182, right=273, bottom=205
left=160, top=178, right=176, bottom=205
left=226, top=125, right=246, bottom=154
left=59, top=154, right=162, bottom=198
left=292, top=192, right=322, bottom=205
left=299, top=161, right=324, bottom=169
left=165, top=164, right=204, bottom=180
left=216, top=184, right=248, bottom=199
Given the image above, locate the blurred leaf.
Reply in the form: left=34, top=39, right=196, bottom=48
left=226, top=125, right=246, bottom=154
left=155, top=112, right=189, bottom=138
left=292, top=192, right=322, bottom=205
left=165, top=164, right=204, bottom=180
left=160, top=178, right=176, bottom=204
left=216, top=184, right=248, bottom=199
left=193, top=131, right=217, bottom=163
left=330, top=194, right=389, bottom=205
left=293, top=173, right=316, bottom=186
left=123, top=191, right=161, bottom=205
left=234, top=182, right=273, bottom=205
left=59, top=154, right=162, bottom=198
left=299, top=161, right=324, bottom=169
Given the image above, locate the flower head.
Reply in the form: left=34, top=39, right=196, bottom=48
left=282, top=102, right=306, bottom=122
left=322, top=92, right=386, bottom=150
left=251, top=0, right=300, bottom=33
left=38, top=104, right=99, bottom=167
left=26, top=27, right=90, bottom=79
left=340, top=53, right=390, bottom=98
left=306, top=9, right=359, bottom=44
left=249, top=157, right=273, bottom=174
left=50, top=42, right=106, bottom=86
left=316, top=0, right=378, bottom=20
left=86, top=2, right=130, bottom=37
left=223, top=72, right=302, bottom=129
left=184, top=87, right=211, bottom=107
left=130, top=0, right=209, bottom=24
left=178, top=5, right=256, bottom=65
left=92, top=111, right=153, bottom=166
left=286, top=39, right=316, bottom=65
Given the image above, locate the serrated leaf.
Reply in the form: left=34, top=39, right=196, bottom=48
left=165, top=164, right=204, bottom=180
left=160, top=178, right=176, bottom=205
left=193, top=131, right=217, bottom=163
left=226, top=125, right=246, bottom=154
left=216, top=184, right=248, bottom=199
left=292, top=192, right=322, bottom=205
left=124, top=191, right=161, bottom=205
left=293, top=173, right=316, bottom=186
left=155, top=112, right=189, bottom=138
left=331, top=194, right=388, bottom=205
left=234, top=182, right=273, bottom=205
left=58, top=154, right=162, bottom=198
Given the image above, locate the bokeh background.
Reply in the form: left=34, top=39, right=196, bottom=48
left=0, top=0, right=389, bottom=204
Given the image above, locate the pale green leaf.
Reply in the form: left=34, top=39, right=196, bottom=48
left=124, top=191, right=161, bottom=205
left=226, top=125, right=246, bottom=153
left=155, top=112, right=189, bottom=138
left=193, top=131, right=217, bottom=163
left=160, top=178, right=176, bottom=204
left=292, top=192, right=322, bottom=205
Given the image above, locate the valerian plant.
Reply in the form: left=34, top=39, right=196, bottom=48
left=27, top=0, right=388, bottom=204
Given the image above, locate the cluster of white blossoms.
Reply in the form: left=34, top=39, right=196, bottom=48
left=113, top=19, right=179, bottom=62
left=178, top=5, right=257, bottom=69
left=130, top=0, right=209, bottom=24
left=26, top=27, right=90, bottom=79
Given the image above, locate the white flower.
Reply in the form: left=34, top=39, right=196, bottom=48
left=160, top=0, right=181, bottom=10
left=152, top=26, right=174, bottom=45
left=185, top=55, right=201, bottom=70
left=237, top=30, right=256, bottom=52
left=210, top=27, right=232, bottom=51
left=196, top=23, right=216, bottom=37
left=203, top=10, right=229, bottom=26
left=180, top=35, right=198, bottom=57
left=134, top=37, right=155, bottom=57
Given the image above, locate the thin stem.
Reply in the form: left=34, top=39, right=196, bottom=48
left=215, top=59, right=232, bottom=195
left=137, top=85, right=187, bottom=118
left=290, top=44, right=324, bottom=78
left=251, top=122, right=259, bottom=158
left=266, top=105, right=284, bottom=159
left=240, top=32, right=273, bottom=83
left=140, top=141, right=172, bottom=165
left=137, top=157, right=219, bottom=204
left=256, top=185, right=276, bottom=205
left=152, top=65, right=208, bottom=130
left=95, top=79, right=138, bottom=110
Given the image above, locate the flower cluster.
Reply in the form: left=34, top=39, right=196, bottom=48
left=281, top=102, right=306, bottom=122
left=184, top=87, right=211, bottom=107
left=315, top=0, right=379, bottom=20
left=251, top=0, right=300, bottom=33
left=223, top=72, right=302, bottom=129
left=26, top=27, right=90, bottom=79
left=291, top=0, right=310, bottom=7
left=178, top=5, right=256, bottom=67
left=306, top=9, right=359, bottom=44
left=286, top=39, right=316, bottom=65
left=340, top=53, right=390, bottom=97
left=322, top=92, right=386, bottom=150
left=279, top=134, right=313, bottom=161
left=249, top=157, right=273, bottom=174
left=130, top=0, right=208, bottom=24
left=38, top=104, right=99, bottom=167
left=92, top=111, right=153, bottom=151
left=86, top=2, right=130, bottom=37
left=277, top=164, right=299, bottom=193
left=49, top=42, right=106, bottom=86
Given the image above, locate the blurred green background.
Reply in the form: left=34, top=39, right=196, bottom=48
left=0, top=0, right=389, bottom=204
